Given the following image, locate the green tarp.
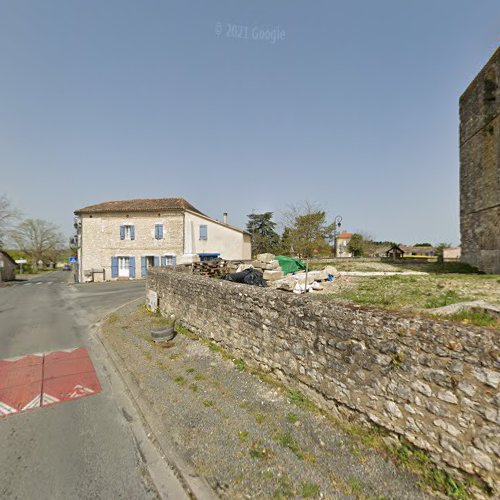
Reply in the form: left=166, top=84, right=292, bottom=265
left=275, top=255, right=307, bottom=275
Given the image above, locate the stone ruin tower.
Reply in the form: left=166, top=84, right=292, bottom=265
left=460, top=48, right=500, bottom=273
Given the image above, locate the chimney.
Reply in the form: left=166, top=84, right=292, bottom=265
left=223, top=212, right=228, bottom=224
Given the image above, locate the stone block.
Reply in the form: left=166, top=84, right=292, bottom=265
left=256, top=253, right=275, bottom=263
left=263, top=270, right=284, bottom=281
left=251, top=260, right=264, bottom=269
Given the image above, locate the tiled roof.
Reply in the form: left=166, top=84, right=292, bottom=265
left=337, top=231, right=352, bottom=239
left=75, top=198, right=205, bottom=215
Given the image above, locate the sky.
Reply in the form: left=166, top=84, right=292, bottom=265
left=0, top=0, right=499, bottom=246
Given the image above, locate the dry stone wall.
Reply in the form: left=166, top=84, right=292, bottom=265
left=147, top=268, right=499, bottom=492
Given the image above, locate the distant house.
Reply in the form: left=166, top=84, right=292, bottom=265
left=0, top=250, right=16, bottom=282
left=74, top=198, right=252, bottom=282
left=386, top=245, right=405, bottom=260
left=335, top=231, right=352, bottom=257
left=443, top=247, right=461, bottom=261
left=400, top=245, right=435, bottom=257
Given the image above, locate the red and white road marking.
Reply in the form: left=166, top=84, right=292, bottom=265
left=0, top=347, right=101, bottom=418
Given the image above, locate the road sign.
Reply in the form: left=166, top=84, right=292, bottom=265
left=69, top=256, right=77, bottom=263
left=15, top=259, right=27, bottom=264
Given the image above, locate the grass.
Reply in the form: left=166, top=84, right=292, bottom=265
left=249, top=442, right=272, bottom=460
left=238, top=430, right=249, bottom=442
left=287, top=390, right=318, bottom=412
left=285, top=412, right=299, bottom=424
left=446, top=309, right=499, bottom=328
left=424, top=290, right=465, bottom=308
left=202, top=399, right=215, bottom=407
left=233, top=358, right=246, bottom=371
left=254, top=413, right=266, bottom=424
left=388, top=441, right=483, bottom=500
left=300, top=482, right=321, bottom=498
left=347, top=476, right=364, bottom=495
left=173, top=375, right=186, bottom=385
left=319, top=270, right=499, bottom=328
left=273, top=432, right=309, bottom=461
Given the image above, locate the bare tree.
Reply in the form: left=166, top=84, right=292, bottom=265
left=0, top=194, right=21, bottom=248
left=11, top=219, right=64, bottom=267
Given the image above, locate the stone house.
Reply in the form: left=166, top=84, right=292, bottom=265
left=74, top=198, right=252, bottom=282
left=460, top=48, right=500, bottom=273
left=335, top=231, right=352, bottom=257
left=0, top=250, right=16, bottom=282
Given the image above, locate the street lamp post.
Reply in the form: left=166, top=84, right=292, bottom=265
left=333, top=215, right=342, bottom=257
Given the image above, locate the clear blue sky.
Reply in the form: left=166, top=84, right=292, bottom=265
left=1, top=1, right=499, bottom=245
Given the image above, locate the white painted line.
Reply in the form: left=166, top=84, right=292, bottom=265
left=68, top=385, right=94, bottom=398
left=0, top=401, right=18, bottom=415
left=42, top=393, right=60, bottom=405
left=22, top=394, right=41, bottom=410
left=36, top=282, right=43, bottom=285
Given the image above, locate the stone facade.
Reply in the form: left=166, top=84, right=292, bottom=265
left=75, top=199, right=251, bottom=281
left=460, top=48, right=500, bottom=273
left=148, top=267, right=500, bottom=493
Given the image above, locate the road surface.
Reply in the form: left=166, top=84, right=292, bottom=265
left=0, top=272, right=187, bottom=499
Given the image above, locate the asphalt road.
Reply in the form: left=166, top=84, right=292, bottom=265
left=0, top=272, right=186, bottom=500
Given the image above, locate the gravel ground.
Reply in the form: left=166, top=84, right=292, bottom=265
left=101, top=303, right=433, bottom=500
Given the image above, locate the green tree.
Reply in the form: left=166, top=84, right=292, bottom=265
left=11, top=218, right=64, bottom=268
left=282, top=203, right=335, bottom=258
left=277, top=227, right=293, bottom=256
left=348, top=233, right=365, bottom=257
left=246, top=212, right=280, bottom=256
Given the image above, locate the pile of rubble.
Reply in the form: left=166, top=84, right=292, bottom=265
left=270, top=265, right=338, bottom=293
left=236, top=253, right=284, bottom=281
left=234, top=253, right=338, bottom=293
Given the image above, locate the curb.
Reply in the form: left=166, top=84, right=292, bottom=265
left=94, top=301, right=218, bottom=500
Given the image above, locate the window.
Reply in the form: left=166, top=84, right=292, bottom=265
left=155, top=224, right=164, bottom=239
left=199, top=224, right=208, bottom=240
left=161, top=255, right=176, bottom=266
left=120, top=224, right=135, bottom=240
left=141, top=256, right=159, bottom=277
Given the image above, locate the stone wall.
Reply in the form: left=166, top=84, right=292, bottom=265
left=460, top=48, right=500, bottom=274
left=147, top=268, right=499, bottom=492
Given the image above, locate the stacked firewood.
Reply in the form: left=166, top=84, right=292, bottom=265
left=192, top=260, right=228, bottom=277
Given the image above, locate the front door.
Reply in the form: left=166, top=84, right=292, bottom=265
left=118, top=256, right=130, bottom=277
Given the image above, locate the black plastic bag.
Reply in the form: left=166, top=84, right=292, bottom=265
left=223, top=268, right=267, bottom=287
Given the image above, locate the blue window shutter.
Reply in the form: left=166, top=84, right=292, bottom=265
left=154, top=256, right=159, bottom=267
left=161, top=256, right=166, bottom=266
left=154, top=224, right=159, bottom=239
left=199, top=225, right=207, bottom=240
left=111, top=257, right=118, bottom=278
left=141, top=256, right=147, bottom=277
left=129, top=256, right=136, bottom=278
left=158, top=224, right=163, bottom=239
left=120, top=226, right=125, bottom=240
left=130, top=225, right=135, bottom=240
left=172, top=256, right=176, bottom=266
